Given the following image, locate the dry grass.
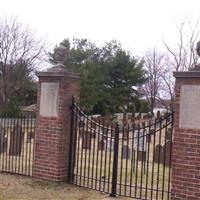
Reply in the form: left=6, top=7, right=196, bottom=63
left=0, top=173, right=131, bottom=200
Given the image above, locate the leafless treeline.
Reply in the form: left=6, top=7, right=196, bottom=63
left=141, top=17, right=200, bottom=112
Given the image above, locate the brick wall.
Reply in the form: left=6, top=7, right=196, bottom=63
left=172, top=77, right=200, bottom=200
left=33, top=75, right=80, bottom=182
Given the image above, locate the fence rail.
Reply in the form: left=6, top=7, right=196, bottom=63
left=0, top=113, right=35, bottom=176
left=69, top=98, right=173, bottom=200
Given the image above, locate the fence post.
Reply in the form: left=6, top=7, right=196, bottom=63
left=110, top=123, right=120, bottom=197
left=33, top=59, right=80, bottom=182
left=172, top=71, right=200, bottom=199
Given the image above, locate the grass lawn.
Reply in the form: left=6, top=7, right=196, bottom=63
left=0, top=173, right=131, bottom=200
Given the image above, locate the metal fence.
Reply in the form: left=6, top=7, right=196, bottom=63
left=69, top=98, right=173, bottom=200
left=0, top=113, right=35, bottom=176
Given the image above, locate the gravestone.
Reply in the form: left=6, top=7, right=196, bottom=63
left=79, top=120, right=85, bottom=128
left=134, top=130, right=146, bottom=151
left=166, top=128, right=172, bottom=141
left=107, top=138, right=114, bottom=151
left=9, top=125, right=24, bottom=156
left=82, top=132, right=92, bottom=149
left=157, top=111, right=161, bottom=119
left=137, top=151, right=146, bottom=161
left=27, top=131, right=34, bottom=143
left=123, top=126, right=129, bottom=140
left=153, top=144, right=163, bottom=163
left=149, top=129, right=155, bottom=141
left=0, top=126, right=7, bottom=153
left=98, top=140, right=105, bottom=151
left=163, top=141, right=171, bottom=167
left=146, top=133, right=151, bottom=143
left=122, top=145, right=130, bottom=159
left=102, top=131, right=108, bottom=140
left=79, top=128, right=84, bottom=138
left=90, top=131, right=96, bottom=139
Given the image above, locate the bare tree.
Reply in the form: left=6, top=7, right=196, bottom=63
left=160, top=57, right=175, bottom=110
left=141, top=49, right=164, bottom=115
left=161, top=17, right=200, bottom=110
left=0, top=16, right=45, bottom=108
left=163, top=17, right=200, bottom=71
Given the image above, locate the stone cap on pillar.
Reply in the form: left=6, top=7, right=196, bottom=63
left=173, top=71, right=200, bottom=78
left=36, top=64, right=80, bottom=79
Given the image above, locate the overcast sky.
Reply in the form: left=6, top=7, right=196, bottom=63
left=1, top=0, right=200, bottom=56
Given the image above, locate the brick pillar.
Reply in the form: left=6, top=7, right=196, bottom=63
left=172, top=71, right=200, bottom=199
left=33, top=65, right=80, bottom=182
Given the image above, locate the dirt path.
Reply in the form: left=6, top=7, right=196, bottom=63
left=0, top=173, right=131, bottom=200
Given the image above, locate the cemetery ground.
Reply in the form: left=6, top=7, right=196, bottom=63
left=0, top=173, right=131, bottom=200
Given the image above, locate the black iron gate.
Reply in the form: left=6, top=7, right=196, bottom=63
left=0, top=113, right=35, bottom=176
left=69, top=98, right=173, bottom=200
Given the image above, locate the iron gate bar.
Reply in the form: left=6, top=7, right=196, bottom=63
left=161, top=117, right=167, bottom=199
left=150, top=117, right=156, bottom=199
left=124, top=124, right=130, bottom=195
left=75, top=104, right=80, bottom=184
left=110, top=123, right=119, bottom=197
left=129, top=124, right=135, bottom=196
left=145, top=119, right=151, bottom=199
left=91, top=116, right=96, bottom=188
left=103, top=122, right=108, bottom=191
left=108, top=124, right=114, bottom=192
left=167, top=114, right=173, bottom=200
left=94, top=118, right=100, bottom=190
left=135, top=126, right=140, bottom=198
left=68, top=96, right=75, bottom=182
left=119, top=123, right=125, bottom=195
left=140, top=125, right=145, bottom=198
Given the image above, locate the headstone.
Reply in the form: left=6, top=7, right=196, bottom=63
left=122, top=145, right=130, bottom=159
left=163, top=141, right=171, bottom=167
left=91, top=120, right=96, bottom=129
left=79, top=128, right=84, bottom=138
left=90, top=131, right=96, bottom=139
left=107, top=138, right=114, bottom=151
left=79, top=120, right=85, bottom=128
left=0, top=126, right=7, bottom=153
left=148, top=129, right=155, bottom=143
left=146, top=133, right=151, bottom=143
left=82, top=132, right=92, bottom=149
left=98, top=140, right=105, bottom=151
left=137, top=150, right=146, bottom=161
left=102, top=128, right=108, bottom=140
left=123, top=124, right=129, bottom=140
left=134, top=130, right=146, bottom=151
left=26, top=131, right=34, bottom=143
left=157, top=111, right=161, bottom=119
left=131, top=114, right=135, bottom=122
left=166, top=128, right=172, bottom=141
left=9, top=125, right=24, bottom=156
left=153, top=144, right=163, bottom=163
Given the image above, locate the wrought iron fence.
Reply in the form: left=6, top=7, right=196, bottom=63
left=0, top=113, right=35, bottom=176
left=69, top=98, right=173, bottom=200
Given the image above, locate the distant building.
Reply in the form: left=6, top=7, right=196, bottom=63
left=21, top=104, right=36, bottom=114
